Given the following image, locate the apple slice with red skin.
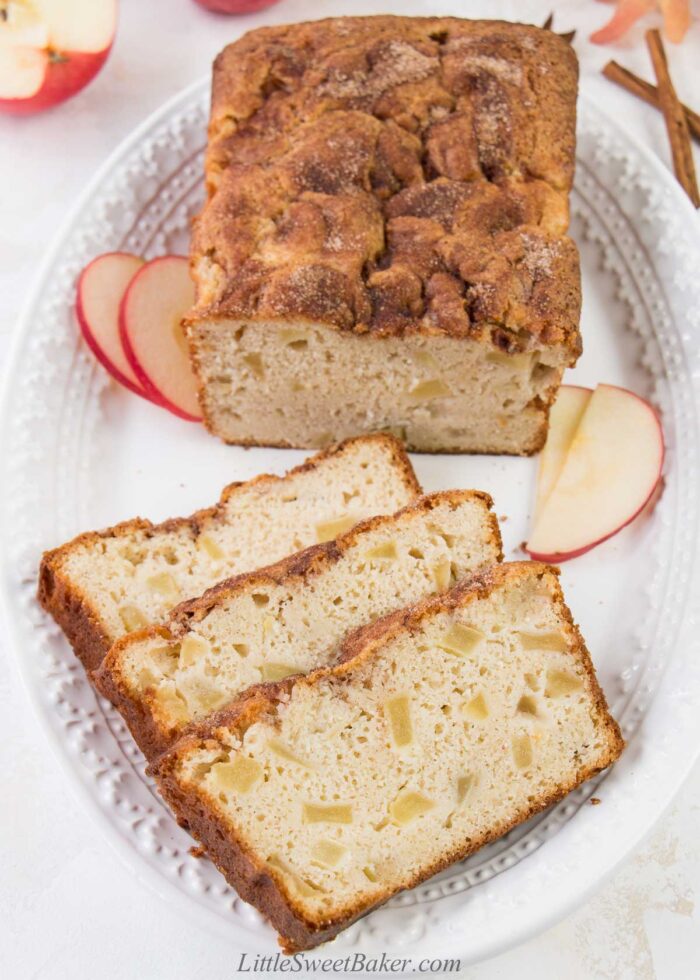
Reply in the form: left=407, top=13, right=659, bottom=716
left=533, top=385, right=593, bottom=525
left=0, top=0, right=117, bottom=116
left=76, top=251, right=162, bottom=403
left=527, top=384, right=664, bottom=562
left=119, top=255, right=202, bottom=423
left=193, top=0, right=280, bottom=13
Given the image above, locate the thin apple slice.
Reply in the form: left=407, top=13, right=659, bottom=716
left=527, top=384, right=664, bottom=562
left=534, top=386, right=593, bottom=524
left=76, top=252, right=155, bottom=401
left=119, top=256, right=202, bottom=422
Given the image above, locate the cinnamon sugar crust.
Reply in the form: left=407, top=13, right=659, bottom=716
left=190, top=17, right=580, bottom=354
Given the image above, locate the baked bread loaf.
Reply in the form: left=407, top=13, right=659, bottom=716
left=38, top=434, right=419, bottom=672
left=95, top=490, right=502, bottom=759
left=151, top=562, right=623, bottom=952
left=187, top=16, right=581, bottom=454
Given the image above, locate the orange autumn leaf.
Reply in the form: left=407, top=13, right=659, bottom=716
left=660, top=0, right=691, bottom=43
left=591, top=0, right=692, bottom=44
left=591, top=0, right=655, bottom=44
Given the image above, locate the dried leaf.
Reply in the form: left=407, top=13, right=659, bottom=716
left=590, top=0, right=655, bottom=45
left=660, top=0, right=691, bottom=43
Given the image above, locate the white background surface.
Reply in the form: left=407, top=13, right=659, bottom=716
left=1, top=1, right=699, bottom=977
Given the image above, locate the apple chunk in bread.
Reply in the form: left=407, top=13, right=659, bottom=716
left=76, top=252, right=156, bottom=401
left=0, top=0, right=117, bottom=116
left=527, top=384, right=664, bottom=562
left=119, top=256, right=202, bottom=423
left=533, top=385, right=592, bottom=524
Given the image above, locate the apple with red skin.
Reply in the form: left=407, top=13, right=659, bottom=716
left=533, top=385, right=592, bottom=525
left=193, top=0, right=280, bottom=14
left=77, top=251, right=202, bottom=422
left=119, top=256, right=202, bottom=423
left=76, top=251, right=159, bottom=403
left=0, top=0, right=117, bottom=116
left=527, top=384, right=664, bottom=562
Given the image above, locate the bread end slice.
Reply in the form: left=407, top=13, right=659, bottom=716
left=150, top=562, right=623, bottom=952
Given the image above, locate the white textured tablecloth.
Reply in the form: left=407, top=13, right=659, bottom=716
left=1, top=1, right=699, bottom=977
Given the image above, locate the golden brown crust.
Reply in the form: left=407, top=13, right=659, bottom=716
left=94, top=625, right=182, bottom=761
left=150, top=562, right=623, bottom=952
left=94, top=489, right=502, bottom=759
left=190, top=17, right=581, bottom=356
left=37, top=557, right=116, bottom=675
left=37, top=434, right=420, bottom=674
left=155, top=744, right=612, bottom=953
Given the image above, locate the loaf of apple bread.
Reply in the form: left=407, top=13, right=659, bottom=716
left=151, top=562, right=623, bottom=952
left=95, top=490, right=502, bottom=759
left=187, top=16, right=581, bottom=453
left=38, top=434, right=420, bottom=672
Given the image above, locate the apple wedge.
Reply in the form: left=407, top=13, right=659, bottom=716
left=533, top=386, right=593, bottom=524
left=193, top=0, right=280, bottom=11
left=0, top=0, right=117, bottom=116
left=76, top=252, right=155, bottom=401
left=527, top=384, right=664, bottom=562
left=119, top=255, right=202, bottom=422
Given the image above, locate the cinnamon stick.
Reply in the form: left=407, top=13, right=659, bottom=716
left=645, top=29, right=700, bottom=207
left=603, top=60, right=700, bottom=144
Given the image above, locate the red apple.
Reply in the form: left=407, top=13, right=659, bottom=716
left=527, top=384, right=664, bottom=562
left=119, top=255, right=202, bottom=423
left=0, top=0, right=117, bottom=116
left=533, top=386, right=593, bottom=525
left=192, top=0, right=280, bottom=14
left=76, top=251, right=161, bottom=402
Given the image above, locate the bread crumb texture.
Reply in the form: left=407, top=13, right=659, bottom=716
left=37, top=435, right=419, bottom=669
left=98, top=490, right=501, bottom=756
left=188, top=17, right=581, bottom=452
left=154, top=563, right=622, bottom=950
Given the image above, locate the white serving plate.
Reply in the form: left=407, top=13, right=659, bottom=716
left=1, top=49, right=699, bottom=974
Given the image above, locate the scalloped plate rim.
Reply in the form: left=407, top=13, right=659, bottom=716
left=0, top=77, right=699, bottom=969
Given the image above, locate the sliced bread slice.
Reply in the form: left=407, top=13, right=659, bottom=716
left=37, top=434, right=420, bottom=673
left=151, top=562, right=623, bottom=953
left=95, top=490, right=502, bottom=759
